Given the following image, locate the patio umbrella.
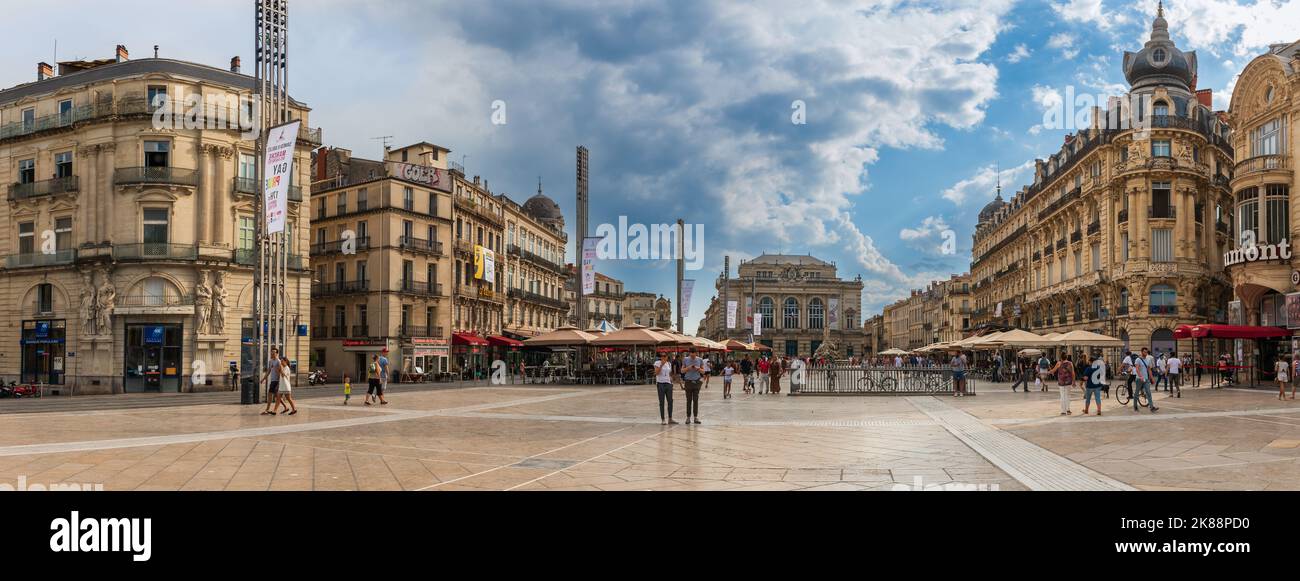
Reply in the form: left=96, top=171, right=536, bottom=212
left=724, top=339, right=753, bottom=352
left=988, top=329, right=1053, bottom=347
left=748, top=342, right=773, bottom=351
left=1054, top=329, right=1124, bottom=347
left=592, top=324, right=675, bottom=381
left=1017, top=348, right=1044, bottom=357
left=879, top=348, right=910, bottom=356
left=521, top=326, right=598, bottom=346
left=960, top=331, right=1006, bottom=349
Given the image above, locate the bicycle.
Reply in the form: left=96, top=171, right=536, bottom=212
left=1114, top=382, right=1150, bottom=408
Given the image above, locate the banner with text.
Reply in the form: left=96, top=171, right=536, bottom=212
left=581, top=238, right=598, bottom=295
left=681, top=280, right=695, bottom=322
left=726, top=300, right=737, bottom=329
left=828, top=298, right=839, bottom=329
left=262, top=120, right=301, bottom=234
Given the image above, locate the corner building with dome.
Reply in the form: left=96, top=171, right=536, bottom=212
left=968, top=3, right=1236, bottom=356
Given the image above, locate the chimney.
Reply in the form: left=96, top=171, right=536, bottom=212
left=37, top=62, right=53, bottom=81
left=230, top=56, right=241, bottom=73
left=116, top=45, right=129, bottom=62
left=1196, top=89, right=1213, bottom=109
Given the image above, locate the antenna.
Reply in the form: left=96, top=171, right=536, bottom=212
left=371, top=135, right=393, bottom=156
left=995, top=162, right=1002, bottom=199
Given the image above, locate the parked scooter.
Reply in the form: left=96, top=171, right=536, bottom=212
left=308, top=369, right=329, bottom=386
left=0, top=381, right=16, bottom=398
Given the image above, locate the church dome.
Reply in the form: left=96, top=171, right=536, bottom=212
left=1123, top=2, right=1196, bottom=91
left=523, top=184, right=564, bottom=227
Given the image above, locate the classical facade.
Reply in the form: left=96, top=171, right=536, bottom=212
left=698, top=254, right=866, bottom=358
left=879, top=274, right=970, bottom=351
left=1224, top=40, right=1299, bottom=342
left=565, top=268, right=625, bottom=328
left=623, top=292, right=671, bottom=329
left=1, top=48, right=319, bottom=393
left=863, top=314, right=885, bottom=356
left=308, top=142, right=453, bottom=380
left=969, top=6, right=1235, bottom=355
left=501, top=184, right=569, bottom=340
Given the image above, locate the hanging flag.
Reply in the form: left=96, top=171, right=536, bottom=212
left=828, top=297, right=839, bottom=328
left=726, top=300, right=738, bottom=329
left=581, top=238, right=598, bottom=295
left=754, top=306, right=763, bottom=336
left=745, top=297, right=754, bottom=328
left=262, top=120, right=300, bottom=234
left=681, top=280, right=695, bottom=321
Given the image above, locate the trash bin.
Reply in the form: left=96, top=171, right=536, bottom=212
left=240, top=377, right=260, bottom=405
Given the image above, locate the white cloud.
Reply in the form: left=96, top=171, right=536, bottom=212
left=1153, top=0, right=1300, bottom=58
left=1026, top=84, right=1064, bottom=135
left=1006, top=43, right=1031, bottom=63
left=899, top=216, right=950, bottom=241
left=941, top=160, right=1035, bottom=206
left=1052, top=0, right=1130, bottom=30
left=1048, top=32, right=1080, bottom=59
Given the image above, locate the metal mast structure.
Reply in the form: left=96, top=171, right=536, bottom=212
left=254, top=0, right=291, bottom=396
left=575, top=146, right=589, bottom=331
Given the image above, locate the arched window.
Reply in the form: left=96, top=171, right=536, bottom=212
left=1151, top=328, right=1176, bottom=356
left=1153, top=100, right=1169, bottom=117
left=1150, top=284, right=1177, bottom=315
left=759, top=297, right=775, bottom=329
left=783, top=298, right=799, bottom=329
left=808, top=298, right=825, bottom=330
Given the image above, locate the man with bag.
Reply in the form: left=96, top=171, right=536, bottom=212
left=1049, top=354, right=1076, bottom=415
left=1132, top=347, right=1159, bottom=413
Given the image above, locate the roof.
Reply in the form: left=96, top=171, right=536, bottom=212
left=746, top=254, right=831, bottom=266
left=0, top=58, right=308, bottom=109
left=1266, top=40, right=1300, bottom=75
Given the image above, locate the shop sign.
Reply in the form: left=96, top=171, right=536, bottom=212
left=411, top=337, right=448, bottom=346
left=1224, top=234, right=1292, bottom=267
left=342, top=339, right=385, bottom=347
left=145, top=326, right=164, bottom=344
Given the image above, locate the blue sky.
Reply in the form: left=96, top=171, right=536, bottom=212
left=5, top=0, right=1297, bottom=333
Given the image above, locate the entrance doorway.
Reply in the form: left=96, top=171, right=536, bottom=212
left=124, top=324, right=183, bottom=393
left=21, top=320, right=66, bottom=385
left=1151, top=328, right=1176, bottom=357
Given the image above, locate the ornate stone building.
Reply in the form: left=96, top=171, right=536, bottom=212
left=1, top=48, right=319, bottom=393
left=501, top=184, right=569, bottom=341
left=565, top=269, right=624, bottom=328
left=1224, top=40, right=1299, bottom=339
left=970, top=6, right=1235, bottom=355
left=698, top=254, right=866, bottom=357
left=879, top=274, right=970, bottom=351
left=623, top=291, right=671, bottom=328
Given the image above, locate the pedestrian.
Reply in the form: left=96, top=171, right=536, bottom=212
left=378, top=349, right=391, bottom=399
left=1036, top=352, right=1052, bottom=392
left=770, top=355, right=783, bottom=395
left=950, top=350, right=967, bottom=396
left=342, top=374, right=352, bottom=405
left=1082, top=354, right=1106, bottom=416
left=1121, top=350, right=1136, bottom=397
left=722, top=360, right=735, bottom=399
left=991, top=352, right=1003, bottom=383
left=654, top=352, right=677, bottom=425
left=740, top=355, right=754, bottom=394
left=1155, top=352, right=1169, bottom=392
left=1218, top=355, right=1230, bottom=387
left=1276, top=356, right=1291, bottom=401
left=1167, top=353, right=1182, bottom=398
left=681, top=349, right=705, bottom=424
left=702, top=357, right=713, bottom=389
left=757, top=356, right=771, bottom=394
left=277, top=356, right=298, bottom=415
left=1049, top=354, right=1075, bottom=415
left=365, top=354, right=388, bottom=405
left=1133, top=347, right=1158, bottom=413
left=259, top=346, right=283, bottom=416
left=1074, top=354, right=1088, bottom=390
left=1010, top=357, right=1031, bottom=392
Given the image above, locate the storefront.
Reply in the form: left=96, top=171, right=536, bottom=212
left=406, top=337, right=449, bottom=378
left=452, top=332, right=489, bottom=377
left=487, top=335, right=523, bottom=368
left=123, top=324, right=184, bottom=393
left=342, top=339, right=390, bottom=383
left=21, top=320, right=66, bottom=385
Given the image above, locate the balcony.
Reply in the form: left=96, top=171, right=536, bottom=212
left=1234, top=154, right=1290, bottom=177
left=510, top=244, right=567, bottom=274
left=1070, top=230, right=1082, bottom=243
left=113, top=243, right=198, bottom=261
left=114, top=167, right=199, bottom=188
left=312, top=326, right=328, bottom=339
left=352, top=325, right=370, bottom=337
left=1038, top=188, right=1081, bottom=221
left=1087, top=221, right=1100, bottom=236
left=1150, top=305, right=1178, bottom=316
left=233, top=176, right=302, bottom=202
left=591, top=290, right=626, bottom=301
left=234, top=250, right=306, bottom=270
left=1216, top=221, right=1229, bottom=236
left=398, top=236, right=444, bottom=255
left=1055, top=239, right=1066, bottom=252
left=8, top=176, right=78, bottom=201
left=399, top=325, right=430, bottom=338
left=453, top=195, right=503, bottom=225
left=312, top=237, right=370, bottom=256
left=508, top=288, right=570, bottom=310
left=5, top=249, right=77, bottom=269
left=398, top=280, right=444, bottom=297
left=453, top=239, right=474, bottom=256
left=298, top=125, right=323, bottom=146
left=331, top=326, right=348, bottom=338
left=1148, top=205, right=1176, bottom=219
left=1118, top=209, right=1128, bottom=224
left=312, top=280, right=370, bottom=297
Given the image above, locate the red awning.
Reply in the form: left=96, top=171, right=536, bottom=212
left=452, top=332, right=490, bottom=346
left=1174, top=324, right=1290, bottom=339
left=487, top=335, right=524, bottom=348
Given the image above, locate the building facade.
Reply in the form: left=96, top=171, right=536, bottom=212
left=500, top=185, right=569, bottom=341
left=1, top=48, right=319, bottom=393
left=623, top=291, right=671, bottom=329
left=308, top=142, right=453, bottom=380
left=565, top=268, right=625, bottom=328
left=969, top=6, right=1235, bottom=355
left=1223, top=40, right=1299, bottom=365
left=699, top=254, right=866, bottom=357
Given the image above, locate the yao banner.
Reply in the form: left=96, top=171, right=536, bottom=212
left=262, top=120, right=300, bottom=234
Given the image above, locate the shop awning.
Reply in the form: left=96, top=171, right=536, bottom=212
left=487, top=335, right=524, bottom=348
left=452, top=332, right=490, bottom=346
left=1173, top=324, right=1290, bottom=339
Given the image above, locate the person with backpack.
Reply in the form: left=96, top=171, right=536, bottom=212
left=1082, top=354, right=1107, bottom=416
left=739, top=356, right=754, bottom=394
left=1036, top=353, right=1052, bottom=392
left=1049, top=354, right=1076, bottom=415
left=1132, top=347, right=1159, bottom=413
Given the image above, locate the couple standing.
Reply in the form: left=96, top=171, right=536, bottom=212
left=654, top=350, right=705, bottom=425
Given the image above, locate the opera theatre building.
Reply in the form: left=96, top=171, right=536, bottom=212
left=1224, top=40, right=1300, bottom=366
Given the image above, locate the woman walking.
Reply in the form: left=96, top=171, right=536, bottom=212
left=770, top=356, right=783, bottom=395
left=277, top=356, right=298, bottom=415
left=722, top=360, right=735, bottom=399
left=1050, top=354, right=1075, bottom=415
left=1276, top=356, right=1291, bottom=400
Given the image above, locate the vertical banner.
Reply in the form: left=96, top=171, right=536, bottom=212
left=995, top=302, right=1003, bottom=318
left=262, top=120, right=300, bottom=234
left=754, top=306, right=763, bottom=336
left=681, top=280, right=695, bottom=320
left=482, top=247, right=495, bottom=284
left=745, top=297, right=754, bottom=329
left=726, top=300, right=738, bottom=329
left=581, top=238, right=598, bottom=295
left=828, top=298, right=839, bottom=329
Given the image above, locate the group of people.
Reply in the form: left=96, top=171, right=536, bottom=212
left=972, top=347, right=1196, bottom=416
left=259, top=346, right=391, bottom=415
left=650, top=350, right=809, bottom=425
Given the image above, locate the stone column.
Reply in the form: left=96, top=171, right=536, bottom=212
left=79, top=146, right=97, bottom=246
left=213, top=147, right=231, bottom=245
left=100, top=143, right=116, bottom=243
left=196, top=145, right=210, bottom=244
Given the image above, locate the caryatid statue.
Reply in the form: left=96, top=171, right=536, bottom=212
left=195, top=271, right=212, bottom=335
left=95, top=267, right=116, bottom=335
left=80, top=271, right=98, bottom=334
left=211, top=271, right=229, bottom=334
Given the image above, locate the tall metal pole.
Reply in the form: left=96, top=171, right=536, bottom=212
left=676, top=218, right=684, bottom=334
left=255, top=0, right=290, bottom=398
left=575, top=146, right=589, bottom=371
left=722, top=255, right=730, bottom=340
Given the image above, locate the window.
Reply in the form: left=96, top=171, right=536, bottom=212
left=55, top=152, right=73, bottom=178
left=1121, top=232, right=1129, bottom=261
left=1251, top=118, right=1283, bottom=157
left=1153, top=101, right=1168, bottom=117
left=144, top=141, right=170, bottom=167
left=1152, top=140, right=1171, bottom=158
left=429, top=192, right=437, bottom=216
left=337, top=191, right=347, bottom=214
left=759, top=297, right=775, bottom=329
left=357, top=261, right=367, bottom=283
left=147, top=85, right=168, bottom=113
left=317, top=200, right=326, bottom=220
left=18, top=158, right=35, bottom=184
left=37, top=284, right=54, bottom=314
left=335, top=263, right=347, bottom=284
left=18, top=222, right=34, bottom=255
left=403, top=220, right=414, bottom=243
left=808, top=298, right=825, bottom=330
left=21, top=108, right=34, bottom=132
left=142, top=208, right=169, bottom=244
left=1073, top=251, right=1081, bottom=278
left=357, top=188, right=368, bottom=211
left=1237, top=187, right=1259, bottom=245
left=143, top=278, right=166, bottom=306
left=1149, top=284, right=1177, bottom=315
left=1151, top=181, right=1172, bottom=218
left=239, top=153, right=255, bottom=179
left=1119, top=289, right=1129, bottom=313
left=239, top=217, right=255, bottom=250
left=783, top=298, right=799, bottom=328
left=1152, top=228, right=1173, bottom=262
left=55, top=217, right=72, bottom=251
left=1091, top=242, right=1101, bottom=271
left=1265, top=184, right=1290, bottom=244
left=404, top=187, right=414, bottom=211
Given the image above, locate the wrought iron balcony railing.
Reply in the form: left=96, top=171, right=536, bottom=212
left=311, top=237, right=370, bottom=256
left=398, top=236, right=444, bottom=255
left=398, top=280, right=444, bottom=296
left=8, top=176, right=78, bottom=201
left=312, top=280, right=370, bottom=297
left=5, top=249, right=77, bottom=268
left=113, top=243, right=198, bottom=261
left=114, top=167, right=199, bottom=187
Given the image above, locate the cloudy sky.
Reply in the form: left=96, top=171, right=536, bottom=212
left=7, top=0, right=1297, bottom=333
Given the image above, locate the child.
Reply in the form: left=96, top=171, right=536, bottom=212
left=722, top=362, right=735, bottom=399
left=342, top=374, right=352, bottom=405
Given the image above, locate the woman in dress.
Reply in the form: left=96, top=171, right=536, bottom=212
left=278, top=356, right=299, bottom=415
left=769, top=356, right=783, bottom=395
left=1275, top=357, right=1290, bottom=401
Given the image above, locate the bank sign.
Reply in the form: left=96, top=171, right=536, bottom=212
left=388, top=161, right=451, bottom=192
left=1224, top=234, right=1292, bottom=267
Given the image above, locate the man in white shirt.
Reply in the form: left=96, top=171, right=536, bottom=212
left=894, top=355, right=903, bottom=368
left=653, top=352, right=677, bottom=425
left=1167, top=353, right=1182, bottom=398
left=1132, top=347, right=1159, bottom=413
left=788, top=357, right=805, bottom=393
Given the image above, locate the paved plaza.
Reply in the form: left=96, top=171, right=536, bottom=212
left=0, top=381, right=1298, bottom=491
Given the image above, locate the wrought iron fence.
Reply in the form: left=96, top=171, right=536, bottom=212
left=792, top=365, right=972, bottom=395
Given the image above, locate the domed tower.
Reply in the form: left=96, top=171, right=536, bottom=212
left=522, top=179, right=565, bottom=232
left=1123, top=1, right=1197, bottom=103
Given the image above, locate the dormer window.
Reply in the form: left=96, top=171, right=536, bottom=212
left=1153, top=101, right=1169, bottom=117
